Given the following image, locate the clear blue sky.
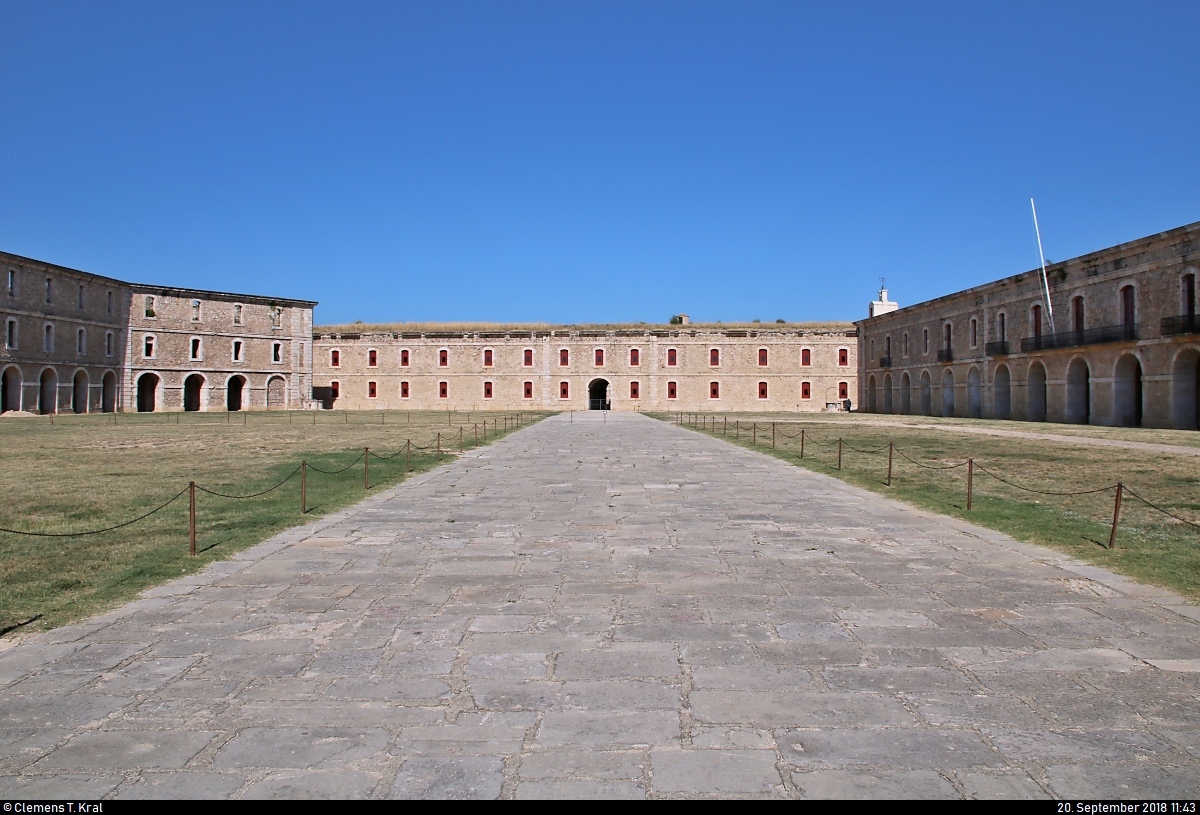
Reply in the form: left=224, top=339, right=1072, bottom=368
left=2, top=2, right=1196, bottom=326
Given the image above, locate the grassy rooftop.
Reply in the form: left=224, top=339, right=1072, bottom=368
left=316, top=320, right=857, bottom=334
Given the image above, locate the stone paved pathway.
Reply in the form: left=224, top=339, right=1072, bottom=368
left=2, top=412, right=1200, bottom=799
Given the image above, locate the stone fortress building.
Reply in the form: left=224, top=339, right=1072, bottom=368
left=310, top=327, right=857, bottom=413
left=855, top=220, right=1200, bottom=429
left=1, top=250, right=316, bottom=414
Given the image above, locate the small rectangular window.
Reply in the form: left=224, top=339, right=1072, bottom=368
left=559, top=349, right=569, bottom=366
left=483, top=381, right=493, bottom=399
left=331, top=349, right=340, bottom=367
left=667, top=348, right=677, bottom=366
left=401, top=381, right=410, bottom=398
left=233, top=304, right=243, bottom=325
left=331, top=381, right=340, bottom=398
left=710, top=349, right=720, bottom=366
left=439, top=381, right=448, bottom=398
left=144, top=296, right=156, bottom=318
left=272, top=342, right=282, bottom=362
left=5, top=319, right=15, bottom=350
left=595, top=349, right=604, bottom=366
left=838, top=348, right=848, bottom=366
left=105, top=332, right=113, bottom=357
left=271, top=307, right=282, bottom=328
left=233, top=340, right=243, bottom=361
left=368, top=381, right=377, bottom=398
left=839, top=382, right=848, bottom=400
left=667, top=381, right=677, bottom=399
left=801, top=382, right=811, bottom=399
left=143, top=335, right=154, bottom=358
left=45, top=277, right=52, bottom=304
left=483, top=349, right=493, bottom=367
left=630, top=381, right=639, bottom=399
left=77, top=328, right=85, bottom=355
left=758, top=349, right=768, bottom=366
left=44, top=324, right=53, bottom=352
left=190, top=338, right=202, bottom=360
left=106, top=291, right=112, bottom=314
left=401, top=349, right=410, bottom=366
left=78, top=284, right=85, bottom=309
left=439, top=349, right=448, bottom=367
left=523, top=349, right=533, bottom=366
left=758, top=381, right=768, bottom=399
left=710, top=381, right=720, bottom=399
left=191, top=300, right=201, bottom=322
left=630, top=349, right=640, bottom=366
left=560, top=381, right=569, bottom=399
left=6, top=270, right=14, bottom=297
left=523, top=381, right=533, bottom=399
left=802, top=348, right=811, bottom=366
left=369, top=349, right=378, bottom=367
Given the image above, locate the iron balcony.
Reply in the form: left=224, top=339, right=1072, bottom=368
left=984, top=341, right=1010, bottom=356
left=878, top=356, right=892, bottom=368
left=1161, top=314, right=1200, bottom=336
left=1020, top=323, right=1138, bottom=353
left=936, top=349, right=953, bottom=363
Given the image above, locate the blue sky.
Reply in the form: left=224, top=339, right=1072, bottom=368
left=2, top=2, right=1196, bottom=325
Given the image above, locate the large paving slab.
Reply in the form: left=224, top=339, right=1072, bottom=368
left=2, top=411, right=1200, bottom=799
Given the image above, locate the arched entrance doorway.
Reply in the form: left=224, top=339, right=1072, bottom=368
left=919, top=371, right=932, bottom=416
left=184, top=374, right=204, bottom=412
left=867, top=375, right=877, bottom=413
left=966, top=367, right=982, bottom=418
left=267, top=376, right=286, bottom=409
left=39, top=368, right=58, bottom=415
left=72, top=370, right=88, bottom=414
left=137, top=373, right=159, bottom=412
left=899, top=372, right=911, bottom=415
left=102, top=371, right=117, bottom=413
left=941, top=369, right=955, bottom=417
left=994, top=365, right=1011, bottom=420
left=227, top=375, right=246, bottom=411
left=1, top=365, right=21, bottom=413
left=1171, top=348, right=1200, bottom=430
left=1067, top=358, right=1091, bottom=424
left=1028, top=361, right=1047, bottom=422
left=1114, top=354, right=1143, bottom=427
left=588, top=378, right=609, bottom=410
left=882, top=374, right=893, bottom=414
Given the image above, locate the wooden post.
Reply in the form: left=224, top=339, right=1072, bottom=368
left=313, top=411, right=316, bottom=425
left=723, top=416, right=727, bottom=435
left=772, top=422, right=776, bottom=448
left=364, top=448, right=370, bottom=489
left=459, top=426, right=464, bottom=452
left=406, top=439, right=411, bottom=473
left=735, top=420, right=739, bottom=439
left=967, top=458, right=973, bottom=510
left=1109, top=483, right=1124, bottom=549
left=800, top=428, right=805, bottom=458
left=188, top=481, right=196, bottom=556
left=887, top=443, right=893, bottom=487
left=301, top=461, right=307, bottom=514
left=437, top=432, right=442, bottom=460
left=837, top=438, right=842, bottom=470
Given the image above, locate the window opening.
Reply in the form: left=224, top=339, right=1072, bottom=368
left=559, top=349, right=569, bottom=366
left=107, top=291, right=112, bottom=314
left=143, top=335, right=154, bottom=357
left=78, top=284, right=85, bottom=309
left=1032, top=305, right=1042, bottom=339
left=105, top=331, right=113, bottom=357
left=523, top=349, right=533, bottom=366
left=331, top=349, right=340, bottom=367
left=710, top=348, right=720, bottom=366
left=191, top=300, right=201, bottom=322
left=272, top=342, right=282, bottom=362
left=5, top=318, right=16, bottom=349
left=1073, top=297, right=1085, bottom=337
left=401, top=381, right=410, bottom=398
left=1122, top=285, right=1136, bottom=327
left=190, top=338, right=202, bottom=360
left=630, top=381, right=639, bottom=399
left=758, top=349, right=768, bottom=366
left=484, top=381, right=493, bottom=399
left=144, top=296, right=156, bottom=318
left=401, top=349, right=410, bottom=366
left=439, top=381, right=448, bottom=398
left=710, top=381, right=720, bottom=399
left=271, top=307, right=282, bottom=328
left=923, top=329, right=929, bottom=354
left=943, top=323, right=952, bottom=350
left=998, top=313, right=1006, bottom=343
left=484, top=349, right=493, bottom=367
left=45, top=277, right=52, bottom=304
left=77, top=328, right=85, bottom=355
left=595, top=349, right=604, bottom=366
left=838, top=382, right=848, bottom=400
left=667, top=381, right=677, bottom=399
left=801, top=381, right=811, bottom=399
left=439, top=349, right=448, bottom=367
left=233, top=304, right=243, bottom=325
left=1185, top=274, right=1196, bottom=318
left=802, top=348, right=811, bottom=366
left=368, top=381, right=377, bottom=398
left=838, top=348, right=848, bottom=366
left=44, top=324, right=53, bottom=352
left=331, top=381, right=340, bottom=399
left=667, top=348, right=677, bottom=366
left=523, top=381, right=533, bottom=399
left=233, top=340, right=243, bottom=361
left=970, top=319, right=977, bottom=347
left=758, top=381, right=768, bottom=399
left=6, top=270, right=13, bottom=297
left=369, top=349, right=377, bottom=367
left=630, top=348, right=639, bottom=366
left=560, top=381, right=569, bottom=399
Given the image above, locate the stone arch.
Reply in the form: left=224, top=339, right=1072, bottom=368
left=588, top=378, right=610, bottom=410
left=882, top=373, right=893, bottom=414
left=267, top=375, right=287, bottom=409
left=102, top=370, right=117, bottom=413
left=227, top=375, right=247, bottom=412
left=184, top=373, right=205, bottom=412
left=1027, top=361, right=1047, bottom=422
left=899, top=372, right=911, bottom=415
left=1066, top=357, right=1091, bottom=424
left=1, top=365, right=22, bottom=413
left=867, top=375, right=877, bottom=413
left=39, top=367, right=58, bottom=415
left=919, top=370, right=932, bottom=416
left=941, top=368, right=955, bottom=417
left=1113, top=353, right=1144, bottom=427
left=1171, top=347, right=1200, bottom=430
left=993, top=364, right=1012, bottom=420
left=72, top=369, right=89, bottom=414
left=137, top=372, right=160, bottom=412
left=966, top=366, right=982, bottom=418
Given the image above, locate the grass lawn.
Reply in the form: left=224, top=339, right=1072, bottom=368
left=653, top=411, right=1200, bottom=603
left=0, top=409, right=546, bottom=636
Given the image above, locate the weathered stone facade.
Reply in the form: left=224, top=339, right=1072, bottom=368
left=855, top=220, right=1200, bottom=429
left=311, top=328, right=857, bottom=412
left=1, top=250, right=316, bottom=413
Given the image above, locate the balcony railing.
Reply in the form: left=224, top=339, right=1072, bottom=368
left=936, top=349, right=953, bottom=363
left=1020, top=323, right=1137, bottom=353
left=1162, top=314, right=1200, bottom=336
left=984, top=341, right=1010, bottom=356
left=879, top=356, right=892, bottom=368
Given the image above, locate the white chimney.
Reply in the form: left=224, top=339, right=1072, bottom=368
left=869, top=285, right=898, bottom=318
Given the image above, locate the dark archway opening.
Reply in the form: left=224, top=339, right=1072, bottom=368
left=227, top=375, right=246, bottom=412
left=184, top=374, right=204, bottom=412
left=102, top=371, right=117, bottom=413
left=39, top=368, right=58, bottom=415
left=137, top=373, right=159, bottom=412
left=1114, top=354, right=1143, bottom=427
left=72, top=370, right=88, bottom=414
left=588, top=378, right=609, bottom=410
left=1, top=366, right=20, bottom=413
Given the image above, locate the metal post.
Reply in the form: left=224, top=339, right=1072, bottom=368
left=800, top=429, right=805, bottom=458
left=967, top=458, right=973, bottom=510
left=301, top=461, right=307, bottom=514
left=837, top=438, right=843, bottom=470
left=364, top=448, right=370, bottom=489
left=188, top=481, right=196, bottom=556
left=887, top=442, right=893, bottom=487
left=1109, top=483, right=1124, bottom=549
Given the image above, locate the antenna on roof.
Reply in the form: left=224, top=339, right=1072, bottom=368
left=1031, top=198, right=1056, bottom=336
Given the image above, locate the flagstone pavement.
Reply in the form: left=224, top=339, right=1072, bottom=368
left=2, top=411, right=1199, bottom=799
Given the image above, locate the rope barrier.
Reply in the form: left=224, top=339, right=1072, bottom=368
left=0, top=487, right=190, bottom=537
left=195, top=465, right=303, bottom=499
left=971, top=463, right=1118, bottom=497
left=892, top=447, right=970, bottom=470
left=306, top=451, right=367, bottom=475
left=1122, top=486, right=1200, bottom=531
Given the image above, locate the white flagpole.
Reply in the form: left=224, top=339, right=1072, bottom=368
left=1031, top=198, right=1056, bottom=336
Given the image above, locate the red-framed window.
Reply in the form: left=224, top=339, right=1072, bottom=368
left=630, top=381, right=640, bottom=399
left=330, top=349, right=340, bottom=367
left=483, top=381, right=493, bottom=399
left=523, top=349, right=533, bottom=366
left=838, top=348, right=848, bottom=366
left=401, top=349, right=410, bottom=366
left=667, top=348, right=677, bottom=366
left=368, top=381, right=377, bottom=398
left=483, top=349, right=493, bottom=367
left=595, top=349, right=604, bottom=366
left=559, top=381, right=569, bottom=399
left=801, top=348, right=811, bottom=366
left=401, top=381, right=409, bottom=398
left=758, top=349, right=768, bottom=366
left=758, top=381, right=768, bottom=399
left=559, top=349, right=569, bottom=366
left=523, top=381, right=533, bottom=399
left=838, top=381, right=848, bottom=399
left=368, top=349, right=377, bottom=367
left=710, top=381, right=720, bottom=399
left=439, top=381, right=448, bottom=398
left=710, top=348, right=720, bottom=366
left=630, top=348, right=640, bottom=366
left=439, top=349, right=448, bottom=367
left=801, top=382, right=811, bottom=399
left=667, top=381, right=677, bottom=399
left=330, top=381, right=339, bottom=398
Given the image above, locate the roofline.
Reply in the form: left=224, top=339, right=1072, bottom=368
left=0, top=250, right=128, bottom=288
left=128, top=282, right=317, bottom=308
